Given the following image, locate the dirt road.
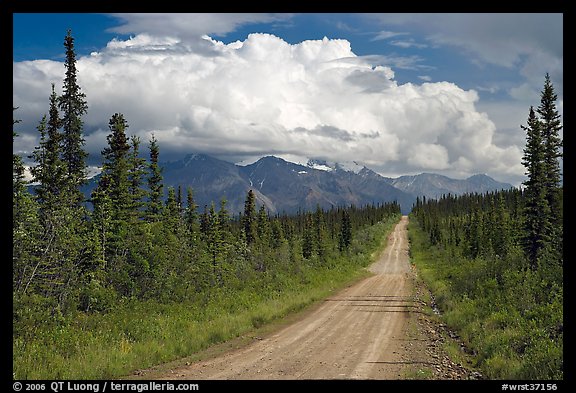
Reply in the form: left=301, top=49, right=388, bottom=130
left=160, top=216, right=414, bottom=380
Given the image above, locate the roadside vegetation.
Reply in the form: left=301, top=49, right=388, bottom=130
left=13, top=201, right=399, bottom=379
left=408, top=75, right=563, bottom=379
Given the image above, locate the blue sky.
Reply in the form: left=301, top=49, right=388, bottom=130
left=13, top=13, right=533, bottom=97
left=13, top=13, right=563, bottom=185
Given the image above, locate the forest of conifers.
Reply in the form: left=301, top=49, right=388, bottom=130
left=13, top=31, right=562, bottom=380
left=409, top=73, right=563, bottom=379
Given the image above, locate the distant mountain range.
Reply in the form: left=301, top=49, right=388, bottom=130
left=382, top=172, right=514, bottom=202
left=160, top=154, right=513, bottom=215
left=75, top=153, right=513, bottom=215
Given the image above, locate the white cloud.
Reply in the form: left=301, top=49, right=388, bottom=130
left=361, top=54, right=432, bottom=71
left=475, top=84, right=500, bottom=94
left=409, top=143, right=450, bottom=170
left=371, top=30, right=408, bottom=41
left=13, top=32, right=524, bottom=184
left=390, top=39, right=427, bottom=49
left=509, top=82, right=540, bottom=102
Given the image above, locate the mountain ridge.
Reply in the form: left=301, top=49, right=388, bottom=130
left=71, top=153, right=513, bottom=215
left=383, top=172, right=513, bottom=201
left=161, top=154, right=513, bottom=215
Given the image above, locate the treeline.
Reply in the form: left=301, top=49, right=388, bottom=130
left=12, top=30, right=401, bottom=322
left=409, top=75, right=562, bottom=379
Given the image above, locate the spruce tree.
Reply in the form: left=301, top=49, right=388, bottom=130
left=29, top=85, right=67, bottom=219
left=90, top=114, right=133, bottom=297
left=270, top=219, right=285, bottom=249
left=27, top=91, right=84, bottom=310
left=58, top=29, right=88, bottom=205
left=537, top=73, right=563, bottom=219
left=256, top=204, right=271, bottom=245
left=242, top=189, right=257, bottom=245
left=206, top=202, right=223, bottom=285
left=32, top=30, right=90, bottom=312
left=127, top=135, right=147, bottom=221
left=521, top=106, right=551, bottom=268
left=100, top=113, right=131, bottom=222
left=536, top=74, right=563, bottom=267
left=217, top=198, right=231, bottom=244
left=146, top=134, right=163, bottom=221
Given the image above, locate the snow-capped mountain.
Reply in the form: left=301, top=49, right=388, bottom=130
left=66, top=153, right=513, bottom=215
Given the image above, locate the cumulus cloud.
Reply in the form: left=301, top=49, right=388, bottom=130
left=409, top=143, right=450, bottom=170
left=13, top=32, right=523, bottom=184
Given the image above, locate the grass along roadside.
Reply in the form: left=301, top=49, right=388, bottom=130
left=406, top=218, right=563, bottom=380
left=126, top=271, right=371, bottom=380
left=398, top=249, right=480, bottom=380
left=13, top=216, right=400, bottom=380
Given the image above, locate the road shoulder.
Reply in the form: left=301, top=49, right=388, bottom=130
left=400, top=263, right=483, bottom=380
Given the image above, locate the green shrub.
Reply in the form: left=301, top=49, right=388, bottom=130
left=408, top=220, right=562, bottom=380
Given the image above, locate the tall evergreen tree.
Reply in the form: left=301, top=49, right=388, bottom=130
left=537, top=73, right=563, bottom=219
left=536, top=74, right=563, bottom=267
left=242, top=190, right=257, bottom=245
left=127, top=135, right=147, bottom=221
left=30, top=30, right=91, bottom=312
left=217, top=198, right=231, bottom=241
left=58, top=29, right=88, bottom=206
left=27, top=91, right=84, bottom=310
left=146, top=134, right=163, bottom=222
left=88, top=114, right=133, bottom=296
left=29, top=85, right=67, bottom=219
left=256, top=205, right=271, bottom=245
left=206, top=202, right=224, bottom=285
left=99, top=113, right=131, bottom=222
left=521, top=106, right=551, bottom=268
left=270, top=219, right=285, bottom=249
